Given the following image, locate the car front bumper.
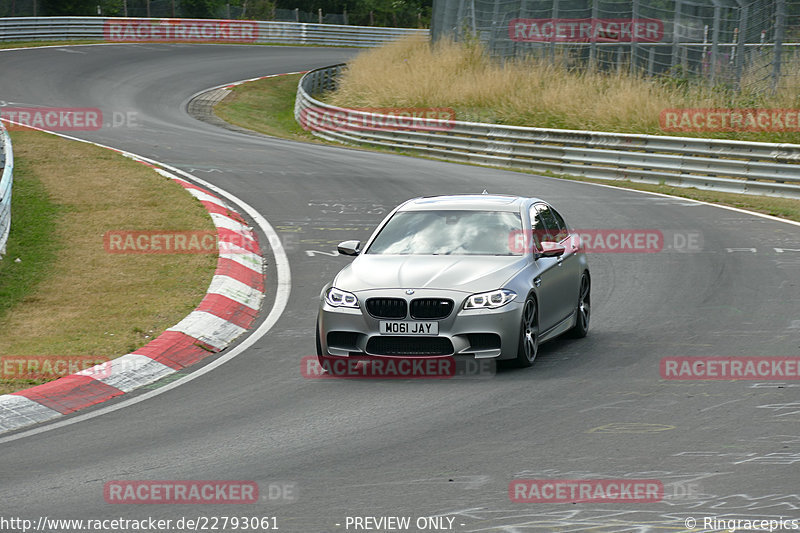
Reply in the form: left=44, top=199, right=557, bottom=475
left=318, top=288, right=523, bottom=360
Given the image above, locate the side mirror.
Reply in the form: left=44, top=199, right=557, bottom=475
left=337, top=240, right=362, bottom=256
left=539, top=241, right=565, bottom=258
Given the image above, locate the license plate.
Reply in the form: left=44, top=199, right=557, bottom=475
left=379, top=321, right=438, bottom=336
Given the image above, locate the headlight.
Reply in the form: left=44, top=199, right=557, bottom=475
left=325, top=287, right=359, bottom=308
left=463, top=289, right=517, bottom=309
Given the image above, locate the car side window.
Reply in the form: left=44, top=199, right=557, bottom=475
left=549, top=207, right=570, bottom=242
left=534, top=204, right=560, bottom=243
left=528, top=205, right=545, bottom=251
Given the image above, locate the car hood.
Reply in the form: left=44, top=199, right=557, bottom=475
left=334, top=255, right=528, bottom=293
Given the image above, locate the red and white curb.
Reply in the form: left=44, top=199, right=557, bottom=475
left=0, top=157, right=265, bottom=434
left=219, top=70, right=308, bottom=90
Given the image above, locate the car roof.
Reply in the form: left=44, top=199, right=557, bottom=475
left=399, top=194, right=541, bottom=212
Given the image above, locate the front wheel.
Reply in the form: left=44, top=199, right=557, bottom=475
left=568, top=272, right=590, bottom=338
left=514, top=296, right=539, bottom=367
left=315, top=316, right=325, bottom=363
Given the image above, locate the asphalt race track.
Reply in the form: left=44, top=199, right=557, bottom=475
left=1, top=44, right=798, bottom=532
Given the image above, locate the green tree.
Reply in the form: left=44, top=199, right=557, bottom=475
left=243, top=0, right=276, bottom=20
left=41, top=0, right=95, bottom=15
left=180, top=0, right=226, bottom=18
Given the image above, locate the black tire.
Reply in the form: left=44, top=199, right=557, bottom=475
left=568, top=272, right=590, bottom=338
left=514, top=295, right=539, bottom=367
left=315, top=316, right=325, bottom=366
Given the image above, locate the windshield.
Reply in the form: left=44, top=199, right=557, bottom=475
left=365, top=210, right=523, bottom=255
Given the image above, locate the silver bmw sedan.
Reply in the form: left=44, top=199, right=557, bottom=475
left=316, top=194, right=590, bottom=368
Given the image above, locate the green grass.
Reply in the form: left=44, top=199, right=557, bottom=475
left=211, top=70, right=800, bottom=224
left=0, top=40, right=104, bottom=49
left=0, top=151, right=63, bottom=321
left=0, top=129, right=217, bottom=395
left=215, top=73, right=320, bottom=142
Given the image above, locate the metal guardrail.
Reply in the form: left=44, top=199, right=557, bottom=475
left=0, top=17, right=427, bottom=47
left=295, top=64, right=800, bottom=199
left=0, top=122, right=13, bottom=258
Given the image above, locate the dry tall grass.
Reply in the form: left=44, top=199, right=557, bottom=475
left=326, top=35, right=800, bottom=142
